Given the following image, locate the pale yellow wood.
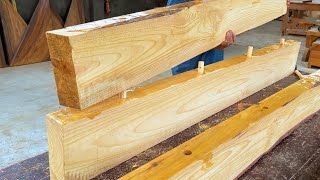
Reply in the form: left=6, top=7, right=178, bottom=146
left=280, top=38, right=286, bottom=45
left=46, top=0, right=288, bottom=109
left=12, top=0, right=17, bottom=12
left=197, top=61, right=205, bottom=74
left=295, top=70, right=305, bottom=79
left=46, top=41, right=299, bottom=180
left=122, top=71, right=320, bottom=180
left=120, top=90, right=128, bottom=99
left=247, top=46, right=254, bottom=58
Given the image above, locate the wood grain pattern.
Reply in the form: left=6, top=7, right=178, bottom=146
left=47, top=0, right=288, bottom=109
left=0, top=0, right=27, bottom=63
left=10, top=0, right=63, bottom=66
left=122, top=71, right=320, bottom=180
left=64, top=0, right=85, bottom=27
left=46, top=41, right=299, bottom=180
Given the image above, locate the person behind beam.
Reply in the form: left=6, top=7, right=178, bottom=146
left=167, top=0, right=236, bottom=75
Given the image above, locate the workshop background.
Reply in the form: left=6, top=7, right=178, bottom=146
left=15, top=0, right=167, bottom=23
left=0, top=0, right=320, bottom=179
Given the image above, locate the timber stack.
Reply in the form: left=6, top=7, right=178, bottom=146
left=45, top=0, right=320, bottom=179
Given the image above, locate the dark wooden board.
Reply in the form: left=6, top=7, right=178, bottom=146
left=0, top=33, right=6, bottom=68
left=0, top=15, right=7, bottom=68
left=0, top=0, right=27, bottom=63
left=10, top=0, right=63, bottom=66
left=0, top=74, right=319, bottom=180
left=64, top=0, right=85, bottom=27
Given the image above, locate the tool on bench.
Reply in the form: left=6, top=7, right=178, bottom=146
left=105, top=0, right=111, bottom=14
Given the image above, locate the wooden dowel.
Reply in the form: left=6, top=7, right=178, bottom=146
left=198, top=61, right=205, bottom=74
left=120, top=91, right=128, bottom=99
left=295, top=70, right=305, bottom=79
left=12, top=0, right=17, bottom=11
left=247, top=46, right=253, bottom=58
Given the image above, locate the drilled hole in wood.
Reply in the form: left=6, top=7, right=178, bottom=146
left=184, top=150, right=192, bottom=156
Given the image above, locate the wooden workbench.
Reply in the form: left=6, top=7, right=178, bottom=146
left=282, top=0, right=320, bottom=35
left=0, top=74, right=319, bottom=180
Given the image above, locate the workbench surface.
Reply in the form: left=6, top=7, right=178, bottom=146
left=0, top=74, right=319, bottom=180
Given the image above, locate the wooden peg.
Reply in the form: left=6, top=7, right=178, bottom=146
left=280, top=38, right=285, bottom=46
left=247, top=46, right=253, bottom=59
left=198, top=61, right=205, bottom=74
left=120, top=90, right=128, bottom=99
left=12, top=0, right=17, bottom=11
left=295, top=70, right=305, bottom=79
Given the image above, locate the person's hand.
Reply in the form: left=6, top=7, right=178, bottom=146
left=216, top=30, right=236, bottom=49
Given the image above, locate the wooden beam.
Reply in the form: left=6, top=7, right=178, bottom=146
left=46, top=41, right=299, bottom=180
left=64, top=0, right=85, bottom=27
left=121, top=71, right=320, bottom=180
left=10, top=0, right=64, bottom=66
left=46, top=0, right=288, bottom=109
left=0, top=0, right=27, bottom=63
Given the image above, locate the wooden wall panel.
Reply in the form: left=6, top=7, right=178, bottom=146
left=47, top=0, right=288, bottom=109
left=0, top=0, right=27, bottom=63
left=46, top=41, right=299, bottom=180
left=64, top=0, right=85, bottom=27
left=0, top=14, right=7, bottom=67
left=10, top=0, right=64, bottom=66
left=0, top=33, right=6, bottom=68
left=122, top=71, right=320, bottom=180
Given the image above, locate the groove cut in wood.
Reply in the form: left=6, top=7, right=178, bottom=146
left=47, top=41, right=300, bottom=180
left=47, top=0, right=288, bottom=109
left=0, top=0, right=27, bottom=63
left=10, top=0, right=63, bottom=66
left=122, top=71, right=320, bottom=180
left=64, top=0, right=85, bottom=27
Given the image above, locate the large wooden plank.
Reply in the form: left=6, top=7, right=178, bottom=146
left=0, top=0, right=27, bottom=63
left=46, top=41, right=299, bottom=180
left=64, top=0, right=85, bottom=27
left=122, top=71, right=320, bottom=180
left=46, top=0, right=288, bottom=109
left=10, top=0, right=64, bottom=66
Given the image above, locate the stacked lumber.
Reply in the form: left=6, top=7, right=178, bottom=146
left=46, top=0, right=288, bottom=109
left=0, top=0, right=85, bottom=67
left=47, top=40, right=300, bottom=180
left=122, top=70, right=320, bottom=179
